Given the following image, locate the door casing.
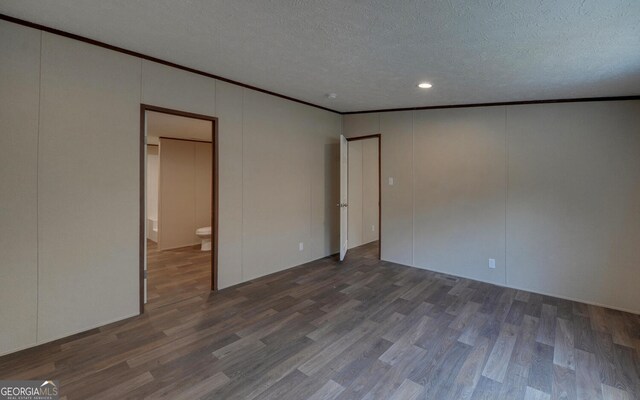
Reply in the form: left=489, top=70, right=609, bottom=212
left=139, top=104, right=219, bottom=313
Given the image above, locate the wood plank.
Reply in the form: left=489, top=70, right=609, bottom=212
left=528, top=342, right=555, bottom=394
left=513, top=314, right=541, bottom=367
left=298, top=320, right=378, bottom=375
left=537, top=304, right=558, bottom=346
left=526, top=386, right=552, bottom=400
left=307, top=380, right=344, bottom=400
left=389, top=379, right=424, bottom=400
left=576, top=349, right=604, bottom=400
left=452, top=337, right=491, bottom=399
left=482, top=323, right=519, bottom=383
left=170, top=372, right=230, bottom=400
left=379, top=315, right=431, bottom=365
left=574, top=315, right=595, bottom=353
left=552, top=365, right=576, bottom=400
left=449, top=301, right=483, bottom=331
left=554, top=318, right=575, bottom=370
left=458, top=312, right=490, bottom=346
left=589, top=306, right=611, bottom=334
left=471, top=376, right=503, bottom=400
left=601, top=384, right=632, bottom=400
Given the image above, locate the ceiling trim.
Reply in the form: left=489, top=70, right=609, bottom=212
left=343, top=95, right=640, bottom=115
left=2, top=13, right=639, bottom=116
left=0, top=13, right=341, bottom=114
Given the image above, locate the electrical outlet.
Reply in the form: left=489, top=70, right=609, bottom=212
left=371, top=225, right=375, bottom=232
left=299, top=242, right=304, bottom=251
left=388, top=177, right=394, bottom=186
left=488, top=258, right=496, bottom=269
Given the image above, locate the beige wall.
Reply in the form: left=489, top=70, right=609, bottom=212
left=37, top=32, right=142, bottom=344
left=0, top=20, right=341, bottom=355
left=241, top=90, right=341, bottom=280
left=0, top=22, right=40, bottom=353
left=344, top=100, right=640, bottom=314
left=413, top=107, right=507, bottom=285
left=506, top=102, right=640, bottom=314
left=158, top=138, right=212, bottom=250
left=347, top=139, right=379, bottom=249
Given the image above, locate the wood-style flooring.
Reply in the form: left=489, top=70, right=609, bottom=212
left=1, top=241, right=639, bottom=399
left=145, top=241, right=211, bottom=310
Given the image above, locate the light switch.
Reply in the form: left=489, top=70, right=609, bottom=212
left=388, top=177, right=394, bottom=186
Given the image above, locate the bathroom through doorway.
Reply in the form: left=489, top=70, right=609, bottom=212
left=140, top=105, right=218, bottom=313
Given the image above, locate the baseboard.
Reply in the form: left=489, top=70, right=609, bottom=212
left=400, top=259, right=640, bottom=316
left=157, top=242, right=201, bottom=251
left=218, top=251, right=339, bottom=292
left=1, top=312, right=140, bottom=357
left=348, top=239, right=379, bottom=250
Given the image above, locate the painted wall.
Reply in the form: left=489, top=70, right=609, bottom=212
left=158, top=138, right=212, bottom=250
left=0, top=21, right=40, bottom=354
left=0, top=19, right=341, bottom=355
left=347, top=139, right=379, bottom=249
left=146, top=145, right=159, bottom=242
left=343, top=100, right=640, bottom=314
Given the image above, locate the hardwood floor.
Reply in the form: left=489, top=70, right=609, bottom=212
left=145, top=241, right=211, bottom=310
left=1, top=241, right=639, bottom=399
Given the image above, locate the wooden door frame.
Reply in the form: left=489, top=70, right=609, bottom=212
left=345, top=134, right=381, bottom=260
left=139, top=104, right=219, bottom=314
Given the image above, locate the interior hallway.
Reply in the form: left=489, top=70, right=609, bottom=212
left=0, top=241, right=639, bottom=399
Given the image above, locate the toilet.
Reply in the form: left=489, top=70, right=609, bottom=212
left=195, top=226, right=212, bottom=251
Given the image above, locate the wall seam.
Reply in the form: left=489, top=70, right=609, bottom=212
left=240, top=88, right=245, bottom=282
left=411, top=111, right=415, bottom=267
left=213, top=79, right=216, bottom=116
left=362, top=141, right=365, bottom=243
left=35, top=30, right=43, bottom=343
left=504, top=106, right=508, bottom=286
left=139, top=60, right=143, bottom=104
left=377, top=112, right=381, bottom=248
left=308, top=131, right=313, bottom=259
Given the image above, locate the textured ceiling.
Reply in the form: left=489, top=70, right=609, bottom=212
left=2, top=1, right=639, bottom=112
left=147, top=111, right=212, bottom=145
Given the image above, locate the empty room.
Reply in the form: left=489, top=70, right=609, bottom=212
left=0, top=2, right=639, bottom=400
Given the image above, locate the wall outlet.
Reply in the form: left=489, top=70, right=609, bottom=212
left=299, top=242, right=304, bottom=251
left=488, top=258, right=496, bottom=269
left=388, top=177, right=394, bottom=186
left=371, top=225, right=375, bottom=232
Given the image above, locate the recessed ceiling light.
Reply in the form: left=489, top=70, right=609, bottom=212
left=417, top=82, right=433, bottom=89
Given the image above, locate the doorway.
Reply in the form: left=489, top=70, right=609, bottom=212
left=139, top=105, right=218, bottom=313
left=340, top=134, right=381, bottom=261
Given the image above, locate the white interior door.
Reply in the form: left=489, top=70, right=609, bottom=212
left=339, top=135, right=349, bottom=261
